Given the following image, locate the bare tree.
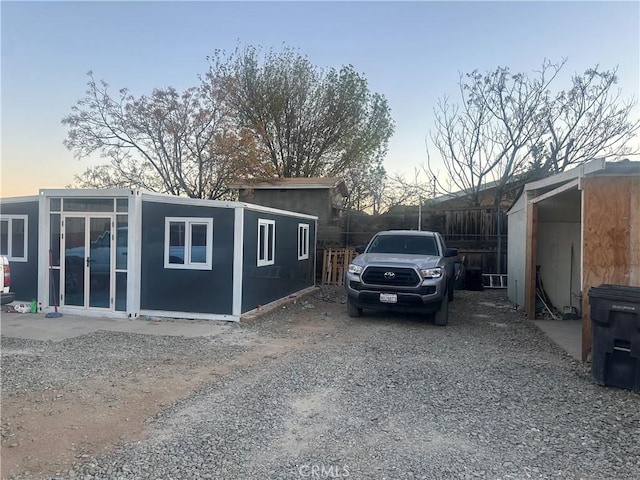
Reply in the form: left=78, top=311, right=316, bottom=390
left=383, top=167, right=437, bottom=209
left=426, top=60, right=640, bottom=273
left=342, top=163, right=386, bottom=214
left=428, top=60, right=565, bottom=207
left=206, top=45, right=395, bottom=180
left=63, top=72, right=269, bottom=199
left=342, top=163, right=440, bottom=215
left=428, top=60, right=640, bottom=205
left=529, top=66, right=640, bottom=177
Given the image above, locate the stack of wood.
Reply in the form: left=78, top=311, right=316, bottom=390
left=322, top=248, right=357, bottom=286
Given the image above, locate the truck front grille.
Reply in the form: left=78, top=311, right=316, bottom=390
left=362, top=267, right=420, bottom=287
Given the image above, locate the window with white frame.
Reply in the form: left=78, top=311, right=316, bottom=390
left=257, top=219, right=275, bottom=266
left=164, top=217, right=213, bottom=270
left=298, top=223, right=309, bottom=260
left=0, top=215, right=28, bottom=262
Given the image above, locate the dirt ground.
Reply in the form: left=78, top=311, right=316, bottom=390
left=4, top=289, right=638, bottom=480
left=2, top=367, right=212, bottom=478
left=1, top=293, right=350, bottom=479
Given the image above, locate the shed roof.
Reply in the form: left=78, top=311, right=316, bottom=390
left=507, top=158, right=640, bottom=215
left=522, top=158, right=639, bottom=192
left=229, top=177, right=348, bottom=197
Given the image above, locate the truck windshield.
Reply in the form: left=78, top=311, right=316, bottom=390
left=367, top=235, right=438, bottom=256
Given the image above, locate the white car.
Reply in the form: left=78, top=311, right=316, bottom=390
left=0, top=255, right=16, bottom=305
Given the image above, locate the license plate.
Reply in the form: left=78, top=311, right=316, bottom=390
left=380, top=293, right=397, bottom=304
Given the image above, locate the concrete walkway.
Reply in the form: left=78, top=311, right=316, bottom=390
left=1, top=288, right=318, bottom=342
left=533, top=319, right=582, bottom=361
left=0, top=311, right=233, bottom=341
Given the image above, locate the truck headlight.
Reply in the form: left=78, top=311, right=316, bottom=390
left=348, top=264, right=363, bottom=275
left=420, top=267, right=443, bottom=278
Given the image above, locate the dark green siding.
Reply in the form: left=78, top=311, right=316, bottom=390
left=242, top=210, right=315, bottom=313
left=140, top=201, right=234, bottom=314
left=1, top=200, right=39, bottom=300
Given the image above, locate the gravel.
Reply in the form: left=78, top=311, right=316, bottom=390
left=4, top=288, right=640, bottom=479
left=1, top=331, right=250, bottom=397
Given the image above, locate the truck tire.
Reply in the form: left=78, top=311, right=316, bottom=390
left=448, top=279, right=454, bottom=302
left=347, top=299, right=363, bottom=318
left=434, top=294, right=449, bottom=326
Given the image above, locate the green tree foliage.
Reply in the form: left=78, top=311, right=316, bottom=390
left=63, top=47, right=394, bottom=207
left=206, top=45, right=395, bottom=179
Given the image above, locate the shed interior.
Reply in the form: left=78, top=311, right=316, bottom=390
left=535, top=188, right=582, bottom=313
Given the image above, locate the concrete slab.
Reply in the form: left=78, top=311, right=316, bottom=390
left=0, top=311, right=233, bottom=341
left=534, top=319, right=582, bottom=361
left=0, top=287, right=319, bottom=342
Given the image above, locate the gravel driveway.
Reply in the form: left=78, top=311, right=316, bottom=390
left=2, top=288, right=639, bottom=479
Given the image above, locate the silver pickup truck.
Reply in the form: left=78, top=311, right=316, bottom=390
left=345, top=230, right=458, bottom=325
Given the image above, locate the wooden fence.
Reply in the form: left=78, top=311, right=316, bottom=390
left=321, top=248, right=357, bottom=285
left=341, top=206, right=508, bottom=274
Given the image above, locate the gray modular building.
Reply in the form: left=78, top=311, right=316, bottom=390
left=0, top=189, right=317, bottom=321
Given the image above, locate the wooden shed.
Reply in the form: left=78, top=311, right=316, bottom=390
left=229, top=177, right=348, bottom=247
left=507, top=158, right=640, bottom=360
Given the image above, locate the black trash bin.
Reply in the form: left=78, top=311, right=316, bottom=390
left=589, top=284, right=640, bottom=392
left=465, top=267, right=484, bottom=291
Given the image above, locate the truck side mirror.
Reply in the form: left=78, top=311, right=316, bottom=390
left=445, top=248, right=458, bottom=257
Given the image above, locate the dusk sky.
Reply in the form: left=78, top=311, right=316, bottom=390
left=2, top=1, right=639, bottom=197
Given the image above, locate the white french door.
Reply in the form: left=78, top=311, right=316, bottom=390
left=62, top=215, right=114, bottom=310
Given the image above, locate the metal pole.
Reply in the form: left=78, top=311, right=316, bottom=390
left=496, top=203, right=502, bottom=273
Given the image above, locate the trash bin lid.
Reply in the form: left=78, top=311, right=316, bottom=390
left=588, top=284, right=640, bottom=303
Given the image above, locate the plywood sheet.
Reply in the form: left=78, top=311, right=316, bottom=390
left=581, top=176, right=639, bottom=360
left=630, top=178, right=640, bottom=286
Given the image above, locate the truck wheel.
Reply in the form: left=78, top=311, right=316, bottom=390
left=448, top=280, right=454, bottom=302
left=347, top=299, right=362, bottom=318
left=434, top=294, right=449, bottom=326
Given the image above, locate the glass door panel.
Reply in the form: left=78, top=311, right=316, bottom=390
left=89, top=217, right=112, bottom=308
left=62, top=215, right=113, bottom=310
left=64, top=217, right=85, bottom=307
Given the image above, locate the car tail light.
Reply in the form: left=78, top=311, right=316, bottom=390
left=4, top=264, right=11, bottom=288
